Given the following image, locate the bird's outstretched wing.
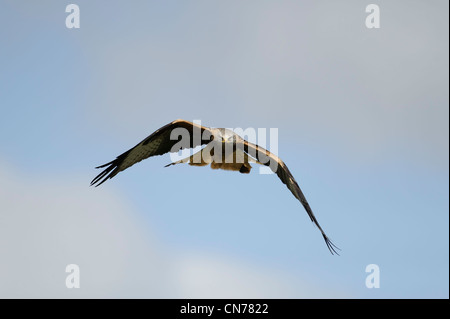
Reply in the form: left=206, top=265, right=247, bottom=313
left=91, top=119, right=212, bottom=186
left=243, top=140, right=340, bottom=255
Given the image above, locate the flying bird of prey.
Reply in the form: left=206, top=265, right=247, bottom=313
left=91, top=119, right=339, bottom=255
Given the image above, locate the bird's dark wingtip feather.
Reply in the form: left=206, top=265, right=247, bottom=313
left=90, top=161, right=120, bottom=187
left=322, top=234, right=341, bottom=256
left=91, top=150, right=131, bottom=187
left=95, top=160, right=115, bottom=169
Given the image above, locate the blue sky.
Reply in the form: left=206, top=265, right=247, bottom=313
left=0, top=1, right=448, bottom=298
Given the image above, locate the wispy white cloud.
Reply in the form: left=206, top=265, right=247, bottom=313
left=0, top=162, right=346, bottom=298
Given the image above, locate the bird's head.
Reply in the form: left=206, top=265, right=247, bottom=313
left=218, top=128, right=238, bottom=144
